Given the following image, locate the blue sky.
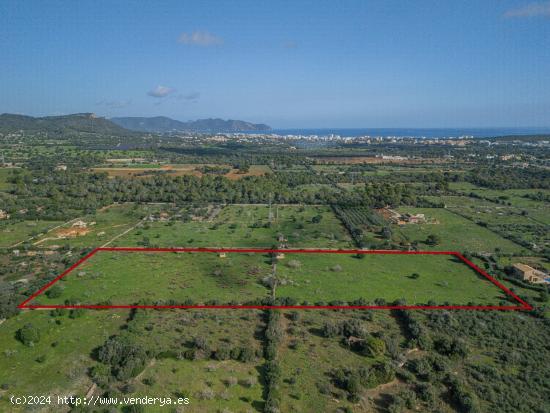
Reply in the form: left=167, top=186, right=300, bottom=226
left=1, top=0, right=549, bottom=128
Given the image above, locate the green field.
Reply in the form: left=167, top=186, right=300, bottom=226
left=30, top=250, right=509, bottom=307
left=32, top=204, right=155, bottom=249
left=393, top=207, right=526, bottom=254
left=275, top=253, right=506, bottom=305
left=32, top=251, right=270, bottom=306
left=113, top=204, right=352, bottom=248
left=423, top=194, right=549, bottom=252
left=0, top=220, right=64, bottom=248
left=0, top=310, right=127, bottom=411
left=449, top=182, right=550, bottom=209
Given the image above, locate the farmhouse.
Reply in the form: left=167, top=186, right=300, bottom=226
left=512, top=263, right=550, bottom=285
left=379, top=208, right=427, bottom=225
left=403, top=213, right=425, bottom=224
left=72, top=220, right=88, bottom=228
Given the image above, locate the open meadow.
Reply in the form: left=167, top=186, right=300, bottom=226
left=28, top=249, right=510, bottom=307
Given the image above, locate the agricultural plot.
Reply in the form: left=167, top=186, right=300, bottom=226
left=32, top=204, right=156, bottom=249
left=25, top=249, right=518, bottom=308
left=425, top=195, right=549, bottom=252
left=0, top=220, right=64, bottom=248
left=332, top=205, right=388, bottom=247
left=113, top=204, right=352, bottom=248
left=29, top=251, right=271, bottom=306
left=393, top=207, right=526, bottom=254
left=449, top=182, right=550, bottom=209
left=275, top=252, right=509, bottom=306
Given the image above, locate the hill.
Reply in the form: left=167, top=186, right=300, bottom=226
left=0, top=113, right=136, bottom=136
left=110, top=116, right=271, bottom=133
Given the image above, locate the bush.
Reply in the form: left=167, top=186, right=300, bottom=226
left=238, top=347, right=255, bottom=362
left=425, top=234, right=441, bottom=246
left=45, top=284, right=63, bottom=298
left=359, top=336, right=386, bottom=357
left=214, top=346, right=231, bottom=361
left=96, top=335, right=148, bottom=380
left=17, top=323, right=40, bottom=346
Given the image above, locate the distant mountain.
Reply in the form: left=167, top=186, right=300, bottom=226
left=110, top=116, right=271, bottom=133
left=0, top=113, right=135, bottom=136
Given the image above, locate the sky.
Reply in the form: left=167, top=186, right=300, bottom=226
left=1, top=0, right=549, bottom=128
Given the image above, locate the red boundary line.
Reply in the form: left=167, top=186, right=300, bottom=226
left=18, top=247, right=532, bottom=311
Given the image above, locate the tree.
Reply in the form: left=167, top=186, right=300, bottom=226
left=311, top=214, right=323, bottom=224
left=539, top=287, right=549, bottom=303
left=45, top=284, right=63, bottom=298
left=361, top=336, right=386, bottom=357
left=425, top=234, right=441, bottom=246
left=17, top=323, right=40, bottom=346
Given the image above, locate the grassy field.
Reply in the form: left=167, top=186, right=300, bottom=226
left=0, top=310, right=127, bottom=411
left=449, top=182, right=550, bottom=209
left=0, top=220, right=64, bottom=248
left=32, top=251, right=271, bottom=306
left=393, top=207, right=526, bottom=254
left=424, top=195, right=549, bottom=252
left=30, top=250, right=509, bottom=307
left=275, top=252, right=507, bottom=305
left=113, top=204, right=353, bottom=249
left=133, top=358, right=264, bottom=412
left=32, top=204, right=156, bottom=249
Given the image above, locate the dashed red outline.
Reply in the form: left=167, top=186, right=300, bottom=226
left=18, top=247, right=532, bottom=311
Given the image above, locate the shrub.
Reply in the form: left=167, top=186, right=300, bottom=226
left=16, top=323, right=40, bottom=346
left=45, top=284, right=63, bottom=298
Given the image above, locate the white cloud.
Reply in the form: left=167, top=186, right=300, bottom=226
left=504, top=1, right=550, bottom=17
left=178, top=31, right=223, bottom=46
left=147, top=85, right=175, bottom=98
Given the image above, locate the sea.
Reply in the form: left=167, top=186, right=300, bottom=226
left=262, top=127, right=550, bottom=139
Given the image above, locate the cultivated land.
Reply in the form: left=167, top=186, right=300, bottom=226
left=393, top=207, right=526, bottom=254
left=28, top=249, right=510, bottom=307
left=112, top=204, right=352, bottom=248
